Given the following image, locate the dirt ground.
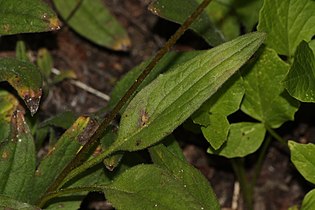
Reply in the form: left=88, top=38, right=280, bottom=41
left=1, top=0, right=314, bottom=209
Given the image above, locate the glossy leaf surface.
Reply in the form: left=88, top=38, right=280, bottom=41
left=0, top=110, right=36, bottom=202
left=0, top=58, right=42, bottom=116
left=112, top=32, right=265, bottom=152
left=257, top=0, right=315, bottom=56
left=283, top=41, right=315, bottom=102
left=289, top=141, right=315, bottom=184
left=53, top=0, right=131, bottom=51
left=241, top=48, right=299, bottom=128
left=208, top=122, right=266, bottom=158
left=301, top=189, right=315, bottom=210
left=0, top=0, right=61, bottom=35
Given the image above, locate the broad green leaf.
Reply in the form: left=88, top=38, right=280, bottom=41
left=30, top=116, right=96, bottom=203
left=241, top=47, right=299, bottom=128
left=0, top=90, right=19, bottom=141
left=199, top=113, right=230, bottom=149
left=289, top=141, right=315, bottom=184
left=0, top=195, right=39, bottom=210
left=208, top=122, right=265, bottom=158
left=0, top=58, right=42, bottom=116
left=0, top=0, right=60, bottom=35
left=161, top=135, right=186, bottom=161
left=53, top=0, right=131, bottom=51
left=149, top=0, right=225, bottom=46
left=283, top=41, right=315, bottom=102
left=39, top=111, right=77, bottom=129
left=257, top=0, right=315, bottom=56
left=149, top=144, right=220, bottom=209
left=111, top=32, right=265, bottom=152
left=108, top=51, right=204, bottom=112
left=301, top=189, right=315, bottom=210
left=104, top=164, right=219, bottom=210
left=0, top=109, right=36, bottom=202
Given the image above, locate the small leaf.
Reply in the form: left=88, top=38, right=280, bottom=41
left=257, top=0, right=315, bottom=56
left=30, top=116, right=96, bottom=203
left=283, top=41, right=315, bottom=102
left=0, top=109, right=36, bottom=202
left=289, top=141, right=315, bottom=184
left=0, top=195, right=39, bottom=210
left=0, top=0, right=61, bottom=35
left=111, top=32, right=265, bottom=152
left=37, top=48, right=53, bottom=79
left=199, top=113, right=230, bottom=149
left=39, top=111, right=77, bottom=129
left=0, top=58, right=42, bottom=116
left=149, top=143, right=220, bottom=209
left=0, top=90, right=19, bottom=141
left=104, top=164, right=219, bottom=210
left=208, top=122, right=266, bottom=158
left=301, top=189, right=315, bottom=210
left=15, top=41, right=29, bottom=62
left=53, top=0, right=131, bottom=51
left=240, top=47, right=299, bottom=128
left=149, top=0, right=225, bottom=46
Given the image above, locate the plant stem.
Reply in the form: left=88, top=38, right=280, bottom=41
left=231, top=158, right=253, bottom=210
left=36, top=0, right=212, bottom=207
left=265, top=124, right=286, bottom=145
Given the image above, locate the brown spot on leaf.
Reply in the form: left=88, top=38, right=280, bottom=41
left=135, top=139, right=142, bottom=146
left=139, top=109, right=149, bottom=127
left=112, top=37, right=131, bottom=51
left=48, top=17, right=62, bottom=31
left=2, top=24, right=10, bottom=33
left=77, top=118, right=99, bottom=145
left=2, top=151, right=9, bottom=159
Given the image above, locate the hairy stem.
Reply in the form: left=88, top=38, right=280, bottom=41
left=36, top=0, right=212, bottom=207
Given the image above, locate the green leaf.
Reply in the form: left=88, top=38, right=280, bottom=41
left=235, top=0, right=263, bottom=32
left=30, top=116, right=96, bottom=203
left=39, top=111, right=77, bottom=129
left=15, top=41, right=29, bottom=62
left=111, top=32, right=265, bottom=152
left=37, top=48, right=53, bottom=79
left=301, top=189, right=315, bottom=210
left=0, top=0, right=61, bottom=35
left=240, top=47, right=299, bottom=128
left=149, top=0, right=225, bottom=46
left=0, top=109, right=36, bottom=202
left=199, top=113, right=230, bottom=149
left=289, top=141, right=315, bottom=184
left=208, top=122, right=266, bottom=158
left=104, top=164, right=219, bottom=210
left=283, top=41, right=315, bottom=102
left=149, top=144, right=220, bottom=209
left=257, top=0, right=315, bottom=56
left=0, top=90, right=19, bottom=141
left=0, top=58, right=42, bottom=116
left=0, top=195, right=39, bottom=210
left=108, top=51, right=204, bottom=112
left=53, top=0, right=131, bottom=51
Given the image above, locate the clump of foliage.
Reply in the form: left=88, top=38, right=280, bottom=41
left=0, top=0, right=314, bottom=209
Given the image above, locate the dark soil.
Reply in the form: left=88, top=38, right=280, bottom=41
left=1, top=0, right=314, bottom=209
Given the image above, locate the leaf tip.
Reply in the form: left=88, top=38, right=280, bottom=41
left=112, top=37, right=132, bottom=51
left=48, top=17, right=62, bottom=31
left=23, top=89, right=42, bottom=116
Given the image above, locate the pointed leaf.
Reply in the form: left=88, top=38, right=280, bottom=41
left=0, top=90, right=19, bottom=141
left=257, top=0, right=315, bottom=56
left=0, top=109, right=36, bottom=202
left=15, top=41, right=29, bottom=62
left=111, top=32, right=265, bottom=152
left=104, top=164, right=219, bottom=210
left=301, top=189, right=315, bottom=210
left=0, top=0, right=61, bottom=35
left=283, top=41, right=315, bottom=102
left=53, top=0, right=131, bottom=51
left=0, top=195, right=39, bottom=210
left=149, top=0, right=225, bottom=46
left=208, top=122, right=266, bottom=158
left=289, top=141, right=315, bottom=184
left=30, top=117, right=97, bottom=203
left=149, top=144, right=220, bottom=209
left=241, top=47, right=299, bottom=128
left=0, top=58, right=42, bottom=116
